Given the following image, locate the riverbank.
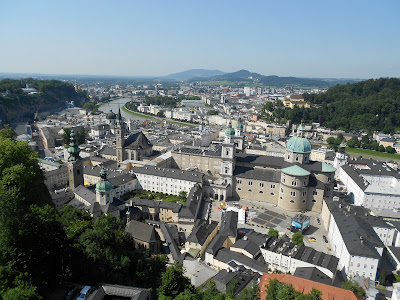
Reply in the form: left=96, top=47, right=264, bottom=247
left=122, top=105, right=197, bottom=127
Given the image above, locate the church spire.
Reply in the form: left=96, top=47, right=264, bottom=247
left=68, top=129, right=80, bottom=161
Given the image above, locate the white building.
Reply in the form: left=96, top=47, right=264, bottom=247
left=132, top=165, right=204, bottom=195
left=260, top=236, right=339, bottom=280
left=338, top=158, right=400, bottom=212
left=322, top=200, right=385, bottom=281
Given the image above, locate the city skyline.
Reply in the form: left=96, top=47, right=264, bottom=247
left=1, top=0, right=399, bottom=78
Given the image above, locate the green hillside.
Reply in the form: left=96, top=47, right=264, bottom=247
left=0, top=78, right=87, bottom=123
left=263, top=78, right=400, bottom=133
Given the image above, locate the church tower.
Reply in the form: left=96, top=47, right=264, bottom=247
left=95, top=168, right=114, bottom=205
left=116, top=107, right=125, bottom=163
left=234, top=117, right=244, bottom=151
left=220, top=121, right=236, bottom=198
left=333, top=142, right=347, bottom=178
left=67, top=129, right=84, bottom=189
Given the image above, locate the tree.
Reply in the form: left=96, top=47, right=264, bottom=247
left=341, top=280, right=365, bottom=297
left=62, top=127, right=86, bottom=146
left=158, top=262, right=191, bottom=299
left=157, top=111, right=165, bottom=118
left=378, top=144, right=385, bottom=152
left=386, top=146, right=396, bottom=153
left=370, top=140, right=379, bottom=151
left=379, top=269, right=387, bottom=286
left=268, top=228, right=279, bottom=238
left=326, top=137, right=336, bottom=146
left=361, top=135, right=370, bottom=145
left=207, top=110, right=219, bottom=115
left=240, top=280, right=260, bottom=300
left=291, top=232, right=304, bottom=246
left=0, top=125, right=16, bottom=140
left=265, top=278, right=320, bottom=300
left=337, top=133, right=344, bottom=141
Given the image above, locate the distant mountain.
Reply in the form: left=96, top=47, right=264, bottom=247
left=207, top=69, right=264, bottom=81
left=161, top=69, right=225, bottom=81
left=191, top=69, right=332, bottom=88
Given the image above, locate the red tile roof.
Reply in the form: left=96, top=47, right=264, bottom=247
left=259, top=273, right=363, bottom=300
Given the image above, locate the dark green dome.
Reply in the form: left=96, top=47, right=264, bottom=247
left=106, top=109, right=116, bottom=119
left=235, top=118, right=244, bottom=130
left=286, top=136, right=312, bottom=153
left=96, top=168, right=113, bottom=192
left=225, top=121, right=235, bottom=136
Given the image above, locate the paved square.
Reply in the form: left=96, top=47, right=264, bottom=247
left=251, top=209, right=287, bottom=227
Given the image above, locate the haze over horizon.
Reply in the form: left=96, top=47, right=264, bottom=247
left=1, top=0, right=399, bottom=79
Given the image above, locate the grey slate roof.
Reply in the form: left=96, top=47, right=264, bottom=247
left=206, top=234, right=227, bottom=256
left=293, top=267, right=332, bottom=285
left=174, top=146, right=222, bottom=157
left=263, top=236, right=339, bottom=273
left=133, top=166, right=203, bottom=183
left=178, top=184, right=202, bottom=219
left=130, top=198, right=182, bottom=213
left=234, top=166, right=281, bottom=182
left=124, top=131, right=153, bottom=149
left=219, top=211, right=238, bottom=237
left=215, top=248, right=268, bottom=274
left=125, top=220, right=160, bottom=243
left=88, top=284, right=150, bottom=300
left=74, top=185, right=96, bottom=204
left=231, top=238, right=260, bottom=257
left=187, top=219, right=218, bottom=246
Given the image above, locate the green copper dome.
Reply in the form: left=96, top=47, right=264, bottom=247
left=286, top=136, right=312, bottom=153
left=225, top=121, right=235, bottom=136
left=96, top=168, right=113, bottom=192
left=235, top=118, right=244, bottom=130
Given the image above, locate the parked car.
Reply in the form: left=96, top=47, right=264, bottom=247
left=309, top=237, right=316, bottom=242
left=323, top=235, right=328, bottom=243
left=77, top=286, right=93, bottom=300
left=65, top=286, right=78, bottom=300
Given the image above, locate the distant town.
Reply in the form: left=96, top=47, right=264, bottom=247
left=2, top=73, right=400, bottom=300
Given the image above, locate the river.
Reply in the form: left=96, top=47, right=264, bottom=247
left=98, top=97, right=147, bottom=121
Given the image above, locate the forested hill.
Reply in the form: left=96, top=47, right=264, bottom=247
left=264, top=78, right=400, bottom=133
left=0, top=78, right=87, bottom=123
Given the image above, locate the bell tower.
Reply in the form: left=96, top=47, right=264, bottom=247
left=67, top=129, right=84, bottom=189
left=220, top=121, right=236, bottom=198
left=116, top=107, right=125, bottom=163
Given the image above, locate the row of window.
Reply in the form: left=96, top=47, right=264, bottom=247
left=237, top=180, right=276, bottom=189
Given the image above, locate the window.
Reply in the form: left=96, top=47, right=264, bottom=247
left=303, top=191, right=307, bottom=196
left=295, top=156, right=299, bottom=161
left=226, top=150, right=229, bottom=156
left=328, top=177, right=331, bottom=182
left=260, top=183, right=264, bottom=187
left=271, top=184, right=276, bottom=188
left=313, top=191, right=318, bottom=195
left=357, top=263, right=360, bottom=267
left=249, top=181, right=253, bottom=186
left=327, top=187, right=331, bottom=192
left=312, top=200, right=316, bottom=202
left=280, top=188, right=284, bottom=193
left=292, top=181, right=297, bottom=186
left=259, top=191, right=263, bottom=194
left=237, top=179, right=242, bottom=184
left=270, top=192, right=275, bottom=196
left=238, top=188, right=241, bottom=191
left=248, top=189, right=252, bottom=192
left=364, top=265, right=367, bottom=269
left=290, top=200, right=295, bottom=203
left=290, top=191, right=296, bottom=196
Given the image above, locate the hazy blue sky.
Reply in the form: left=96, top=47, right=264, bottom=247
left=1, top=0, right=399, bottom=78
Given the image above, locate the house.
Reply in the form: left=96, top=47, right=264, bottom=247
left=87, top=284, right=150, bottom=300
left=125, top=220, right=162, bottom=254
left=259, top=273, right=362, bottom=300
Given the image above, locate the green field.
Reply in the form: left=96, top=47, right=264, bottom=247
left=121, top=106, right=156, bottom=120
left=345, top=147, right=400, bottom=161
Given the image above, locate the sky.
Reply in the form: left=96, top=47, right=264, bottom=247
left=1, top=0, right=399, bottom=78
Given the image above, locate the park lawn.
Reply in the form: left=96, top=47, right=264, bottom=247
left=345, top=147, right=400, bottom=160
left=166, top=120, right=196, bottom=127
left=121, top=106, right=157, bottom=120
